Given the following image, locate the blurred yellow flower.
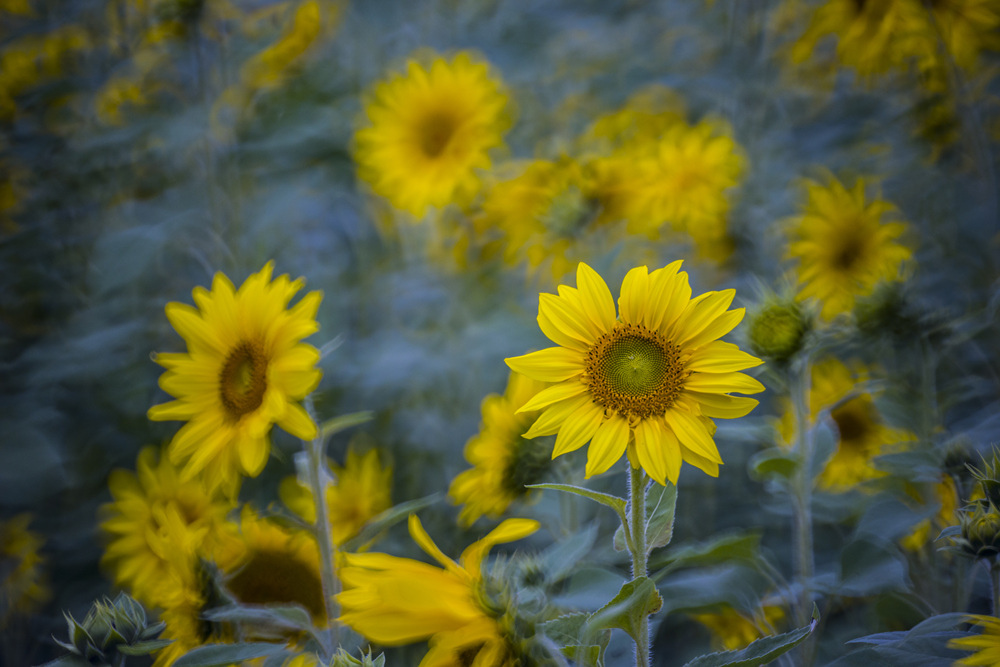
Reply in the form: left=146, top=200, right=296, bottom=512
left=900, top=475, right=960, bottom=551
left=280, top=445, right=392, bottom=546
left=148, top=262, right=322, bottom=491
left=338, top=515, right=537, bottom=667
left=506, top=262, right=763, bottom=485
left=690, top=604, right=786, bottom=651
left=450, top=372, right=552, bottom=526
left=99, top=445, right=239, bottom=609
left=0, top=26, right=90, bottom=120
left=354, top=51, right=510, bottom=217
left=0, top=514, right=50, bottom=628
left=95, top=77, right=148, bottom=125
left=787, top=176, right=912, bottom=321
left=950, top=614, right=1000, bottom=666
left=240, top=0, right=333, bottom=92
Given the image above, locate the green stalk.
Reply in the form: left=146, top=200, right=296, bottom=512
left=628, top=465, right=650, bottom=667
left=790, top=358, right=816, bottom=662
left=991, top=560, right=1000, bottom=618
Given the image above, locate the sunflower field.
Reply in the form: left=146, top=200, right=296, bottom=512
left=3, top=0, right=1000, bottom=665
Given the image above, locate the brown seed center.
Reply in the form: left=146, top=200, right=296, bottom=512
left=219, top=341, right=268, bottom=419
left=418, top=111, right=458, bottom=157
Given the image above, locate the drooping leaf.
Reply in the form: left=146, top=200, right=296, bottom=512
left=681, top=615, right=818, bottom=667
left=320, top=411, right=374, bottom=440
left=584, top=577, right=662, bottom=644
left=645, top=480, right=678, bottom=552
left=748, top=448, right=798, bottom=481
left=340, top=494, right=440, bottom=553
left=651, top=532, right=762, bottom=579
left=526, top=483, right=627, bottom=520
left=172, top=642, right=287, bottom=667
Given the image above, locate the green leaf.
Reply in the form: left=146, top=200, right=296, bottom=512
left=584, top=577, right=663, bottom=644
left=748, top=448, right=798, bottom=480
left=320, top=411, right=373, bottom=440
left=613, top=523, right=628, bottom=552
left=201, top=604, right=315, bottom=636
left=650, top=533, right=762, bottom=580
left=539, top=612, right=608, bottom=667
left=340, top=494, right=440, bottom=553
left=646, top=480, right=677, bottom=552
left=526, top=483, right=628, bottom=528
left=681, top=616, right=819, bottom=667
left=172, top=642, right=287, bottom=667
left=116, top=639, right=175, bottom=656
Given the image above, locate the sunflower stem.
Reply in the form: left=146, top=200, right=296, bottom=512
left=304, top=400, right=340, bottom=657
left=990, top=560, right=1000, bottom=618
left=790, top=357, right=816, bottom=664
left=628, top=465, right=651, bottom=667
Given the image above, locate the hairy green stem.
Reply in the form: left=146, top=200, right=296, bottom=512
left=304, top=414, right=340, bottom=656
left=790, top=358, right=816, bottom=664
left=628, top=465, right=650, bottom=667
left=991, top=561, right=1000, bottom=618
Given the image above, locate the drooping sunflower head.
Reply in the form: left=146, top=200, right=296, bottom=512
left=99, top=445, right=239, bottom=609
left=506, top=262, right=763, bottom=486
left=148, top=262, right=323, bottom=490
left=280, top=443, right=393, bottom=546
left=0, top=513, right=49, bottom=627
left=787, top=176, right=912, bottom=321
left=450, top=371, right=553, bottom=527
left=354, top=50, right=511, bottom=218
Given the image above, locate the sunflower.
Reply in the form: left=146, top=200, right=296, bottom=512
left=787, top=176, right=912, bottom=321
left=99, top=445, right=239, bottom=609
left=950, top=614, right=1000, bottom=666
left=505, top=262, right=763, bottom=486
left=354, top=51, right=510, bottom=218
left=148, top=262, right=323, bottom=491
left=690, top=604, right=786, bottom=652
left=450, top=372, right=553, bottom=526
left=280, top=444, right=392, bottom=546
left=0, top=514, right=49, bottom=628
left=900, top=474, right=960, bottom=551
left=338, top=515, right=538, bottom=667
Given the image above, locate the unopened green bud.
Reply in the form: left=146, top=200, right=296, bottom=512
left=958, top=503, right=1000, bottom=560
left=54, top=593, right=170, bottom=665
left=329, top=648, right=386, bottom=667
left=747, top=301, right=809, bottom=364
left=969, top=448, right=1000, bottom=508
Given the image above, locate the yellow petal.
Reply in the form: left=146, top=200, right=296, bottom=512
left=685, top=341, right=763, bottom=373
left=674, top=289, right=736, bottom=345
left=576, top=262, right=617, bottom=332
left=407, top=515, right=460, bottom=572
left=516, top=379, right=587, bottom=413
left=539, top=293, right=597, bottom=346
left=663, top=409, right=723, bottom=463
left=585, top=413, right=630, bottom=478
left=505, top=347, right=585, bottom=382
left=553, top=401, right=604, bottom=458
left=684, top=372, right=765, bottom=395
left=687, top=392, right=759, bottom=419
left=618, top=266, right=650, bottom=325
left=634, top=418, right=681, bottom=486
left=523, top=394, right=592, bottom=438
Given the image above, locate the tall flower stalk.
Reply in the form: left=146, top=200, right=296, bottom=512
left=628, top=466, right=651, bottom=666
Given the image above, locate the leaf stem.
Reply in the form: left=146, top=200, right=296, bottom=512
left=628, top=465, right=650, bottom=667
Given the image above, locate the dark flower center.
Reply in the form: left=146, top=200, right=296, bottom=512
left=219, top=341, right=268, bottom=419
left=419, top=111, right=458, bottom=158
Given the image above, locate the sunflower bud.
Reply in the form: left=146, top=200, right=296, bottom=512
left=954, top=502, right=1000, bottom=561
left=329, top=648, right=386, bottom=667
left=969, top=448, right=1000, bottom=509
left=747, top=300, right=809, bottom=365
left=53, top=592, right=168, bottom=665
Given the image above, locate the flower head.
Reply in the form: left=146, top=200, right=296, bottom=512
left=505, top=262, right=763, bottom=486
left=148, top=262, right=322, bottom=490
left=0, top=513, right=49, bottom=627
left=787, top=176, right=912, bottom=320
left=280, top=444, right=393, bottom=546
left=951, top=614, right=1000, bottom=665
left=354, top=51, right=510, bottom=218
left=338, top=515, right=538, bottom=667
left=450, top=372, right=553, bottom=526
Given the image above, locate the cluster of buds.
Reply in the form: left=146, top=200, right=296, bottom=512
left=53, top=592, right=169, bottom=666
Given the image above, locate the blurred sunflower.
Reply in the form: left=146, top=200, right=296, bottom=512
left=99, top=445, right=239, bottom=609
left=900, top=475, right=960, bottom=551
left=787, top=176, right=912, bottom=321
left=506, top=262, right=763, bottom=485
left=0, top=514, right=50, bottom=628
left=148, top=262, right=323, bottom=491
left=950, top=614, right=1000, bottom=665
left=280, top=444, right=392, bottom=546
left=338, top=515, right=538, bottom=667
left=690, top=604, right=786, bottom=651
left=354, top=51, right=510, bottom=218
left=450, top=372, right=553, bottom=526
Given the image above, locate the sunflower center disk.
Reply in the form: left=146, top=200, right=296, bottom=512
left=219, top=341, right=268, bottom=419
left=585, top=323, right=685, bottom=422
left=418, top=111, right=458, bottom=158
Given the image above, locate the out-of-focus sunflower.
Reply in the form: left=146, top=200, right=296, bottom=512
left=950, top=614, right=1000, bottom=665
left=338, top=515, right=538, bottom=667
left=506, top=262, right=763, bottom=486
left=450, top=372, right=552, bottom=526
left=787, top=176, right=912, bottom=321
left=99, top=445, right=239, bottom=609
left=901, top=475, right=960, bottom=551
left=0, top=514, right=49, bottom=628
left=280, top=444, right=392, bottom=546
left=690, top=604, right=786, bottom=652
left=354, top=51, right=510, bottom=218
left=148, top=262, right=323, bottom=491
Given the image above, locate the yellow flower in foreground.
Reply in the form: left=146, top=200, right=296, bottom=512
left=690, top=604, right=786, bottom=651
left=0, top=514, right=49, bottom=627
left=788, top=176, right=911, bottom=320
left=148, top=262, right=322, bottom=490
left=99, top=445, right=238, bottom=609
left=950, top=614, right=1000, bottom=666
left=354, top=51, right=510, bottom=217
left=450, top=372, right=552, bottom=526
left=338, top=515, right=538, bottom=667
left=506, top=262, right=763, bottom=485
left=280, top=445, right=392, bottom=546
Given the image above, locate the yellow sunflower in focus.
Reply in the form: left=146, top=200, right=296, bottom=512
left=100, top=445, right=239, bottom=609
left=787, top=176, right=912, bottom=321
left=950, top=614, right=1000, bottom=666
left=450, top=372, right=552, bottom=526
left=690, top=604, right=786, bottom=652
left=338, top=515, right=537, bottom=667
left=506, top=262, right=763, bottom=486
left=280, top=444, right=392, bottom=546
left=354, top=51, right=510, bottom=218
left=148, top=262, right=323, bottom=491
left=0, top=514, right=49, bottom=627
